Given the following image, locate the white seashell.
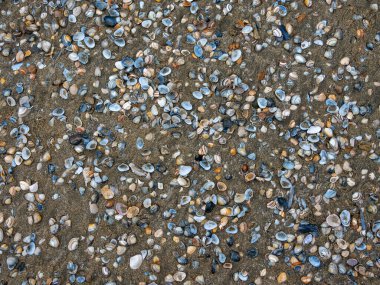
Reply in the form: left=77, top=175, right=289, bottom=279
left=179, top=165, right=192, bottom=176
left=340, top=57, right=350, bottom=65
left=29, top=182, right=38, bottom=193
left=326, top=214, right=341, bottom=227
left=41, top=40, right=52, bottom=52
left=68, top=52, right=79, bottom=61
left=130, top=254, right=143, bottom=269
left=49, top=236, right=60, bottom=248
left=326, top=37, right=337, bottom=47
left=68, top=237, right=79, bottom=251
left=21, top=147, right=31, bottom=160
left=174, top=271, right=187, bottom=282
left=20, top=181, right=30, bottom=191
left=307, top=126, right=321, bottom=134
left=242, top=26, right=253, bottom=34
left=18, top=107, right=30, bottom=118
left=273, top=28, right=282, bottom=38
left=294, top=54, right=306, bottom=64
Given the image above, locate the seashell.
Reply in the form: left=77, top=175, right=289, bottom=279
left=217, top=195, right=228, bottom=206
left=318, top=246, right=331, bottom=259
left=114, top=38, right=126, bottom=47
left=18, top=107, right=30, bottom=118
left=84, top=37, right=95, bottom=49
left=234, top=193, right=245, bottom=203
left=78, top=51, right=89, bottom=65
left=242, top=25, right=253, bottom=34
left=192, top=91, right=203, bottom=100
left=73, top=32, right=85, bottom=42
left=68, top=237, right=79, bottom=251
left=220, top=207, right=232, bottom=216
left=204, top=220, right=217, bottom=230
left=130, top=254, right=143, bottom=269
left=7, top=256, right=18, bottom=270
left=29, top=182, right=38, bottom=193
left=101, top=185, right=114, bottom=200
left=194, top=45, right=203, bottom=58
left=104, top=16, right=118, bottom=27
left=340, top=57, right=350, bottom=65
left=352, top=192, right=362, bottom=203
left=51, top=108, right=65, bottom=117
left=109, top=103, right=121, bottom=112
left=16, top=50, right=24, bottom=62
left=231, top=49, right=242, bottom=62
left=294, top=54, right=306, bottom=64
left=285, top=23, right=293, bottom=35
left=162, top=18, right=173, bottom=27
left=136, top=137, right=144, bottom=150
left=275, top=231, right=288, bottom=242
left=280, top=176, right=292, bottom=188
left=307, top=126, right=321, bottom=134
left=336, top=239, right=348, bottom=249
left=217, top=182, right=227, bottom=191
left=114, top=27, right=124, bottom=37
left=326, top=214, right=341, bottom=227
left=41, top=41, right=52, bottom=52
left=174, top=271, right=186, bottom=282
left=326, top=37, right=337, bottom=47
left=177, top=177, right=190, bottom=187
left=309, top=256, right=321, bottom=267
left=180, top=196, right=191, bottom=206
left=68, top=14, right=77, bottom=23
left=117, top=163, right=130, bottom=172
left=6, top=97, right=16, bottom=107
left=304, top=0, right=312, bottom=7
left=115, top=203, right=128, bottom=215
left=126, top=206, right=139, bottom=218
left=340, top=210, right=351, bottom=227
left=103, top=49, right=112, bottom=59
left=275, top=89, right=285, bottom=101
left=179, top=165, right=192, bottom=176
left=273, top=28, right=282, bottom=38
left=85, top=140, right=97, bottom=150
left=324, top=189, right=336, bottom=199
left=49, top=236, right=59, bottom=248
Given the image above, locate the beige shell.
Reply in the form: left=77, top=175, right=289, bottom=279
left=126, top=206, right=140, bottom=218
left=68, top=237, right=79, bottom=251
left=245, top=172, right=256, bottom=182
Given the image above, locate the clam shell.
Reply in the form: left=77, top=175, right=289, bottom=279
left=68, top=237, right=79, bottom=251
left=326, top=214, right=341, bottom=227
left=130, top=254, right=143, bottom=270
left=245, top=172, right=255, bottom=182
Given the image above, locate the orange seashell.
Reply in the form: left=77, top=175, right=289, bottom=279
left=19, top=68, right=28, bottom=75
left=356, top=29, right=364, bottom=38
left=214, top=167, right=222, bottom=174
left=297, top=13, right=307, bottom=23
left=257, top=71, right=265, bottom=80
